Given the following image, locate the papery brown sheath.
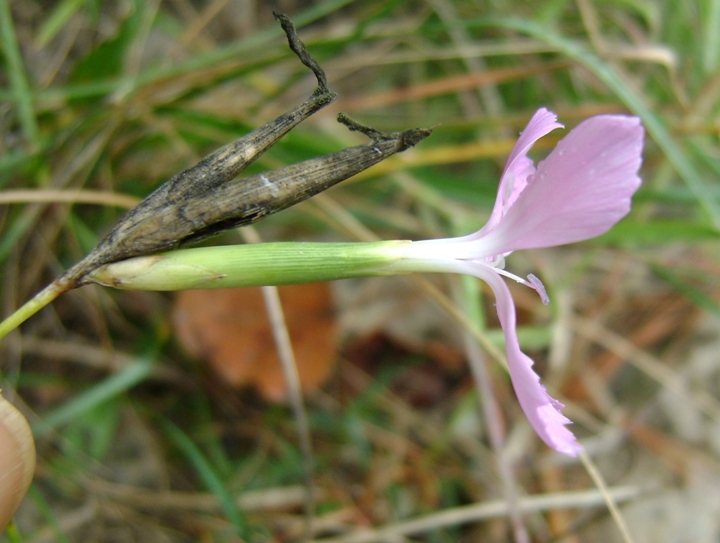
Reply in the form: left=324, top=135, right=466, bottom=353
left=54, top=13, right=431, bottom=291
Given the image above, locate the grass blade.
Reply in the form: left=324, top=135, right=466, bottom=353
left=0, top=0, right=39, bottom=146
left=32, top=356, right=154, bottom=437
left=159, top=418, right=248, bottom=537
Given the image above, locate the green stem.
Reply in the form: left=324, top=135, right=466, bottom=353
left=0, top=281, right=69, bottom=341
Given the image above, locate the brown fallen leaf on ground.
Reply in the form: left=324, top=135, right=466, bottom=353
left=172, top=283, right=337, bottom=401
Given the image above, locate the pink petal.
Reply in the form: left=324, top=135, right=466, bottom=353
left=479, top=115, right=644, bottom=254
left=451, top=261, right=583, bottom=456
left=476, top=108, right=564, bottom=236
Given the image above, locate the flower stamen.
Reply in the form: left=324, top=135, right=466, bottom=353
left=489, top=268, right=549, bottom=304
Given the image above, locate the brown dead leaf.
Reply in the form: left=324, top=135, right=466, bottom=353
left=172, top=283, right=337, bottom=402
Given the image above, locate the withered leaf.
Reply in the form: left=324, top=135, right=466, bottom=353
left=173, top=284, right=337, bottom=401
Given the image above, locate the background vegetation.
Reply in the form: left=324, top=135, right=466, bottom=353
left=1, top=0, right=719, bottom=541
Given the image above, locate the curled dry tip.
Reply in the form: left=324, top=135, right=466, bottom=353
left=271, top=11, right=292, bottom=24
left=337, top=112, right=433, bottom=150
left=0, top=393, right=35, bottom=531
left=337, top=112, right=383, bottom=139
left=273, top=11, right=330, bottom=93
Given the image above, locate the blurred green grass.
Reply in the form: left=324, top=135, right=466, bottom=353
left=1, top=0, right=719, bottom=541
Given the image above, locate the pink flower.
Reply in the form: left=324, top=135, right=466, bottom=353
left=400, top=108, right=644, bottom=455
